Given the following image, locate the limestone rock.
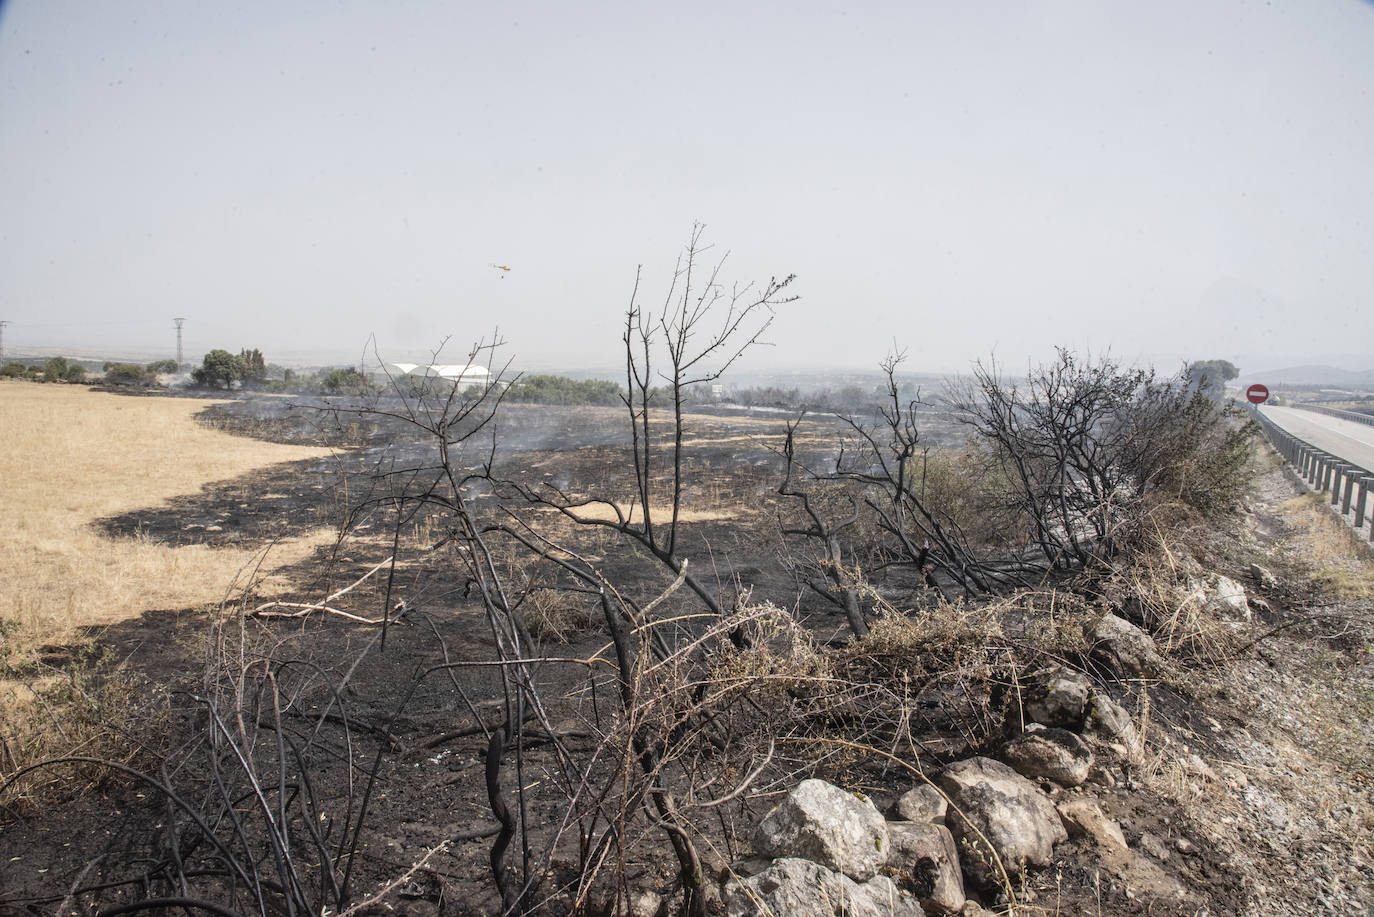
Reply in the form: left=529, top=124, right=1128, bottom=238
left=935, top=757, right=1067, bottom=882
left=723, top=857, right=924, bottom=917
left=752, top=778, right=889, bottom=881
left=1022, top=668, right=1092, bottom=730
left=1090, top=614, right=1163, bottom=677
left=893, top=784, right=948, bottom=824
left=887, top=821, right=965, bottom=914
left=1189, top=574, right=1251, bottom=622
left=724, top=857, right=772, bottom=880
left=1000, top=727, right=1093, bottom=787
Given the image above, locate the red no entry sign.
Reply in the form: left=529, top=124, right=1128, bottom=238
left=1246, top=384, right=1270, bottom=405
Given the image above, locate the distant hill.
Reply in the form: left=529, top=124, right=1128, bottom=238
left=1238, top=365, right=1374, bottom=389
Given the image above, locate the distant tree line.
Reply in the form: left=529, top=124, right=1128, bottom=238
left=723, top=381, right=925, bottom=413
left=1, top=356, right=193, bottom=385
left=187, top=349, right=378, bottom=395
left=0, top=356, right=88, bottom=383
left=504, top=374, right=623, bottom=406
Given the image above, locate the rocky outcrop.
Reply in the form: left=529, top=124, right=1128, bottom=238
left=935, top=757, right=1067, bottom=881
left=752, top=778, right=889, bottom=881
left=723, top=857, right=923, bottom=917
left=732, top=670, right=1152, bottom=911
left=1000, top=726, right=1093, bottom=787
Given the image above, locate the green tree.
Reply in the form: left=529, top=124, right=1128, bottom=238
left=146, top=359, right=179, bottom=374
left=42, top=356, right=69, bottom=382
left=321, top=367, right=375, bottom=395
left=239, top=348, right=267, bottom=386
left=1, top=362, right=25, bottom=379
left=105, top=363, right=152, bottom=385
left=1186, top=360, right=1239, bottom=399
left=63, top=363, right=86, bottom=383
left=192, top=349, right=248, bottom=389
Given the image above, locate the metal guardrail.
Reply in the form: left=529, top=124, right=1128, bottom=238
left=1288, top=401, right=1374, bottom=428
left=1250, top=406, right=1374, bottom=542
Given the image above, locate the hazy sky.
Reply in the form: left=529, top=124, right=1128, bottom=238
left=1, top=1, right=1371, bottom=375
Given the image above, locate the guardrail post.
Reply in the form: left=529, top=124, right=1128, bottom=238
left=1341, top=473, right=1355, bottom=515
left=1331, top=465, right=1347, bottom=506
left=1357, top=478, right=1372, bottom=531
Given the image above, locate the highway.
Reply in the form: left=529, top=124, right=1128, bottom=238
left=1259, top=406, right=1374, bottom=475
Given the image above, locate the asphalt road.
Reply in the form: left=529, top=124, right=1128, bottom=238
left=1259, top=406, right=1374, bottom=476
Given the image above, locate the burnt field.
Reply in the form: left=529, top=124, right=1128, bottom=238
left=5, top=379, right=1369, bottom=917
left=2, top=393, right=987, bottom=915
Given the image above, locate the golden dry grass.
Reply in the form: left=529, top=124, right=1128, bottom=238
left=1277, top=492, right=1374, bottom=598
left=0, top=383, right=336, bottom=656
left=540, top=501, right=738, bottom=524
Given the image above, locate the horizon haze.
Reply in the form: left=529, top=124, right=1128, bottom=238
left=2, top=1, right=1371, bottom=377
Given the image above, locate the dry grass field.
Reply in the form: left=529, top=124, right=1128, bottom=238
left=0, top=383, right=336, bottom=772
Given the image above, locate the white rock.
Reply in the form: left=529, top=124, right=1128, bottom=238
left=893, top=784, right=948, bottom=824
left=936, top=757, right=1067, bottom=881
left=1083, top=693, right=1143, bottom=765
left=1023, top=668, right=1092, bottom=730
left=723, top=857, right=923, bottom=917
left=752, top=779, right=889, bottom=881
left=1189, top=574, right=1251, bottom=622
left=888, top=821, right=965, bottom=914
left=629, top=889, right=662, bottom=917
left=1090, top=614, right=1163, bottom=677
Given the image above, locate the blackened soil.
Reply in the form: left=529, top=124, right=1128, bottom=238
left=6, top=397, right=1368, bottom=917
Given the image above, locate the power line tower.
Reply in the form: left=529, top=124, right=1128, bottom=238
left=173, top=317, right=185, bottom=366
left=0, top=321, right=8, bottom=360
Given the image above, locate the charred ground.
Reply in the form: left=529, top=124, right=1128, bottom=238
left=2, top=390, right=1372, bottom=917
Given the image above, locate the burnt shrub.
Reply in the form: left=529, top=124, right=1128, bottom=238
left=104, top=363, right=154, bottom=386
left=950, top=349, right=1256, bottom=572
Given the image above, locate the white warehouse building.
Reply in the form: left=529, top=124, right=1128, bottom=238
left=390, top=363, right=493, bottom=386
